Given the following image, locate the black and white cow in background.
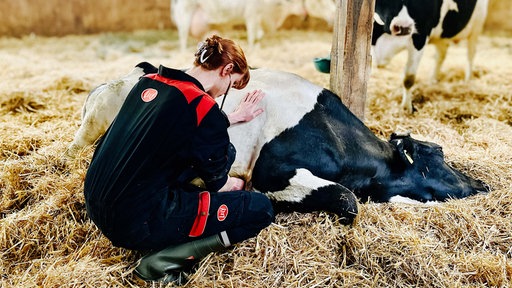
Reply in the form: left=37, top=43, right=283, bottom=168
left=371, top=0, right=489, bottom=113
left=68, top=63, right=488, bottom=224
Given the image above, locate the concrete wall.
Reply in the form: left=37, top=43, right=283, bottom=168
left=0, top=0, right=509, bottom=37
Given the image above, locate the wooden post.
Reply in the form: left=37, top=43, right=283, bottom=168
left=330, top=0, right=375, bottom=120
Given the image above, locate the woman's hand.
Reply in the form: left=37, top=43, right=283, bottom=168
left=219, top=176, right=245, bottom=192
left=227, top=89, right=265, bottom=125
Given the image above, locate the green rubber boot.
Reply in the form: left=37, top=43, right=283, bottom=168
left=134, top=235, right=227, bottom=284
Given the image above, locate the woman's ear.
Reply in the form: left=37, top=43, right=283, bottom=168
left=222, top=63, right=234, bottom=76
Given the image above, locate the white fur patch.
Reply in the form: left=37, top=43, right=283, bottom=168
left=221, top=68, right=322, bottom=175
left=372, top=33, right=409, bottom=67
left=389, top=195, right=440, bottom=206
left=267, top=168, right=335, bottom=203
left=374, top=13, right=384, bottom=25
left=390, top=6, right=416, bottom=35
left=67, top=66, right=145, bottom=157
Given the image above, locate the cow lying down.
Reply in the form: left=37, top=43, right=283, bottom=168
left=68, top=63, right=488, bottom=224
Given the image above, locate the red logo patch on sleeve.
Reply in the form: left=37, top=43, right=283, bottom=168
left=141, top=88, right=158, bottom=102
left=217, top=204, right=228, bottom=221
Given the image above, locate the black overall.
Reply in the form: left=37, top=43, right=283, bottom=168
left=84, top=64, right=274, bottom=251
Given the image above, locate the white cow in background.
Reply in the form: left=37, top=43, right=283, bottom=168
left=303, top=0, right=335, bottom=27
left=171, top=0, right=307, bottom=51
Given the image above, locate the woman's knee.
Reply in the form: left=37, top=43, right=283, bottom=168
left=247, top=192, right=275, bottom=227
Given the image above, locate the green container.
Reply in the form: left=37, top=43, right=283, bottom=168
left=313, top=57, right=331, bottom=74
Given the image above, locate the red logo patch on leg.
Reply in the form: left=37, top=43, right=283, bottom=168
left=217, top=204, right=228, bottom=221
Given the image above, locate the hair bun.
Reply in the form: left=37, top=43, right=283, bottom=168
left=195, top=35, right=224, bottom=64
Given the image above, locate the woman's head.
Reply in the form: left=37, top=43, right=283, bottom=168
left=193, top=35, right=250, bottom=90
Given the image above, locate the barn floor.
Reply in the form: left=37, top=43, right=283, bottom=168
left=1, top=29, right=511, bottom=287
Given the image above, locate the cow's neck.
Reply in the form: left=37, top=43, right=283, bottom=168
left=318, top=91, right=399, bottom=199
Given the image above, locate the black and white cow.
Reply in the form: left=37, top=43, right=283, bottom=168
left=371, top=0, right=489, bottom=112
left=69, top=64, right=488, bottom=224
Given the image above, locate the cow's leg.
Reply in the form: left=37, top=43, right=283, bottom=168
left=189, top=8, right=210, bottom=42
left=465, top=33, right=480, bottom=82
left=66, top=117, right=106, bottom=158
left=244, top=12, right=264, bottom=49
left=172, top=0, right=195, bottom=51
left=245, top=19, right=257, bottom=48
left=431, top=41, right=449, bottom=83
left=265, top=169, right=358, bottom=225
left=464, top=0, right=488, bottom=82
left=401, top=45, right=425, bottom=113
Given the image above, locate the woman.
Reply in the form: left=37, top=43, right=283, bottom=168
left=83, top=35, right=274, bottom=284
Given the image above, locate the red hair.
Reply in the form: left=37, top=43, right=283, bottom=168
left=194, top=35, right=250, bottom=89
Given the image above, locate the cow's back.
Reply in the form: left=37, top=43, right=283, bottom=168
left=430, top=0, right=488, bottom=42
left=218, top=69, right=323, bottom=176
left=196, top=0, right=247, bottom=24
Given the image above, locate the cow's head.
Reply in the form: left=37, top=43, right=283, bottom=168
left=382, top=133, right=488, bottom=203
left=371, top=28, right=409, bottom=68
left=374, top=1, right=416, bottom=36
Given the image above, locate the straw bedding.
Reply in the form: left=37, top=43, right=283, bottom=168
left=0, top=29, right=511, bottom=287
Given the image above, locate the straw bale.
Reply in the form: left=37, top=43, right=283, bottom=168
left=0, top=29, right=511, bottom=287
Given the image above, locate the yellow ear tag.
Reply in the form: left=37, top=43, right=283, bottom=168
left=404, top=149, right=414, bottom=164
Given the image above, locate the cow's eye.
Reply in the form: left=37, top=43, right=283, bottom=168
left=429, top=146, right=444, bottom=157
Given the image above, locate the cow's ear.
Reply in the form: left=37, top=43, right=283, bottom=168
left=390, top=133, right=415, bottom=165
left=374, top=13, right=385, bottom=26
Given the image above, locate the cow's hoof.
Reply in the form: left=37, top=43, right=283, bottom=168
left=333, top=188, right=358, bottom=225
left=319, top=184, right=358, bottom=225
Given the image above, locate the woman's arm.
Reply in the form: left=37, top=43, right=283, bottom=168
left=218, top=176, right=245, bottom=192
